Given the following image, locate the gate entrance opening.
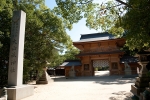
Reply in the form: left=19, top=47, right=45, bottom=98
left=93, top=59, right=110, bottom=76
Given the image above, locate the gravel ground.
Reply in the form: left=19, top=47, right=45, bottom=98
left=21, top=71, right=134, bottom=100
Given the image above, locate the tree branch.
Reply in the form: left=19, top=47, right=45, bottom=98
left=99, top=4, right=122, bottom=11
left=115, top=0, right=132, bottom=8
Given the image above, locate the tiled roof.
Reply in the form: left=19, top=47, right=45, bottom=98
left=74, top=32, right=116, bottom=43
left=59, top=61, right=81, bottom=67
left=120, top=56, right=139, bottom=63
left=80, top=32, right=115, bottom=40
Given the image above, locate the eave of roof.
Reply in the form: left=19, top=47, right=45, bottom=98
left=76, top=50, right=124, bottom=56
left=73, top=38, right=125, bottom=44
left=120, top=56, right=139, bottom=63
left=59, top=61, right=81, bottom=67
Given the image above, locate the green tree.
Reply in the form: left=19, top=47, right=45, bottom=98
left=53, top=0, right=100, bottom=29
left=18, top=0, right=73, bottom=82
left=86, top=0, right=150, bottom=51
left=120, top=0, right=150, bottom=50
left=0, top=0, right=74, bottom=84
left=0, top=0, right=13, bottom=87
left=46, top=49, right=66, bottom=68
left=64, top=47, right=79, bottom=60
left=53, top=0, right=124, bottom=32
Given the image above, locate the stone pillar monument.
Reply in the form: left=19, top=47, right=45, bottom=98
left=36, top=67, right=48, bottom=84
left=8, top=10, right=26, bottom=86
left=7, top=10, right=34, bottom=100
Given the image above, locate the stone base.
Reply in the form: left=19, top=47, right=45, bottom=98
left=125, top=69, right=131, bottom=75
left=140, top=93, right=144, bottom=100
left=36, top=80, right=48, bottom=84
left=69, top=71, right=75, bottom=78
left=139, top=73, right=148, bottom=77
left=7, top=85, right=34, bottom=100
left=131, top=76, right=150, bottom=100
left=136, top=77, right=150, bottom=82
left=135, top=81, right=149, bottom=87
left=36, top=69, right=49, bottom=84
left=131, top=85, right=145, bottom=96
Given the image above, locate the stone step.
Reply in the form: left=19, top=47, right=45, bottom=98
left=131, top=85, right=145, bottom=96
left=135, top=81, right=149, bottom=88
left=39, top=77, right=46, bottom=79
left=38, top=79, right=47, bottom=81
left=140, top=93, right=144, bottom=100
left=36, top=71, right=48, bottom=84
left=136, top=77, right=150, bottom=82
left=36, top=80, right=48, bottom=84
left=41, top=73, right=46, bottom=76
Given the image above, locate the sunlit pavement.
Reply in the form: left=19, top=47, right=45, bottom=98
left=95, top=70, right=109, bottom=76
left=21, top=71, right=134, bottom=100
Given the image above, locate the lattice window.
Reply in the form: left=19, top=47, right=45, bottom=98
left=93, top=60, right=109, bottom=67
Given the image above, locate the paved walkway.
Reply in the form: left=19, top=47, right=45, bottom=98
left=21, top=71, right=134, bottom=100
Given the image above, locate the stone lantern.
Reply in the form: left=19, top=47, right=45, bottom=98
left=131, top=51, right=150, bottom=99
left=138, top=53, right=150, bottom=77
left=36, top=67, right=48, bottom=84
left=69, top=65, right=76, bottom=78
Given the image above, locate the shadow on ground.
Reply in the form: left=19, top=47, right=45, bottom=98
left=109, top=91, right=132, bottom=100
left=50, top=74, right=136, bottom=85
left=49, top=71, right=136, bottom=85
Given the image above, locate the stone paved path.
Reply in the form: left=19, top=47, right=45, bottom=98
left=21, top=71, right=134, bottom=100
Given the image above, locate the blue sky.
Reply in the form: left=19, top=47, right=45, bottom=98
left=45, top=0, right=109, bottom=41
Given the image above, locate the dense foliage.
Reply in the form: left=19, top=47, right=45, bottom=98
left=121, top=0, right=150, bottom=50
left=64, top=47, right=79, bottom=60
left=0, top=0, right=13, bottom=87
left=53, top=0, right=100, bottom=29
left=89, top=0, right=150, bottom=51
left=0, top=0, right=75, bottom=85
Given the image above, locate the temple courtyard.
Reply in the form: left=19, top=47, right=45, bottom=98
left=21, top=71, right=135, bottom=100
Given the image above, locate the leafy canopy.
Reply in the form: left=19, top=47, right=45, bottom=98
left=121, top=0, right=150, bottom=50
left=0, top=0, right=75, bottom=83
left=93, top=0, right=150, bottom=51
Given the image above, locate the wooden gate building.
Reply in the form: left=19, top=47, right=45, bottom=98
left=73, top=32, right=140, bottom=76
